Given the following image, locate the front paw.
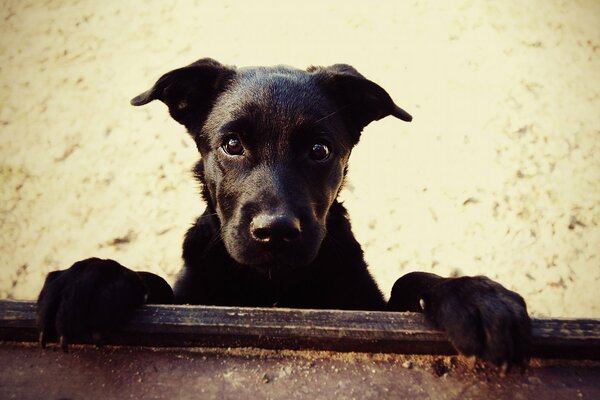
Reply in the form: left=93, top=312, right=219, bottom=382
left=37, top=258, right=148, bottom=351
left=422, top=276, right=531, bottom=369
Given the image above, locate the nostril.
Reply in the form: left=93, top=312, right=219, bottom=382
left=282, top=225, right=300, bottom=242
left=253, top=227, right=271, bottom=241
left=250, top=213, right=301, bottom=244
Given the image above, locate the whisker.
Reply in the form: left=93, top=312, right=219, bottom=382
left=313, top=105, right=350, bottom=125
left=314, top=110, right=338, bottom=124
left=197, top=212, right=219, bottom=220
left=202, top=225, right=224, bottom=258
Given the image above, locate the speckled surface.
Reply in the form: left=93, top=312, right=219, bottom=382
left=1, top=343, right=599, bottom=400
left=0, top=1, right=599, bottom=317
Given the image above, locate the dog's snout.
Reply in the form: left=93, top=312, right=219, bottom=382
left=250, top=213, right=301, bottom=244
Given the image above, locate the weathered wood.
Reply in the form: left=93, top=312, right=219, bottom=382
left=1, top=300, right=599, bottom=359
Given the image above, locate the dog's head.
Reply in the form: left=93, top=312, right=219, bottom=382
left=132, top=58, right=411, bottom=269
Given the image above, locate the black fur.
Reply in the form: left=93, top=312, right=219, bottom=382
left=37, top=58, right=530, bottom=368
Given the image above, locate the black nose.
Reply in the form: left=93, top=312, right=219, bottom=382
left=250, top=213, right=301, bottom=244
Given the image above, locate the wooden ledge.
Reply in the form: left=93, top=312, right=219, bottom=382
left=1, top=300, right=599, bottom=359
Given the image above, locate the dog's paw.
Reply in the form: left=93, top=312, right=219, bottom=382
left=37, top=258, right=151, bottom=351
left=422, top=276, right=531, bottom=369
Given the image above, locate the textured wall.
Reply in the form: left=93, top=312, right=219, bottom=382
left=1, top=1, right=598, bottom=317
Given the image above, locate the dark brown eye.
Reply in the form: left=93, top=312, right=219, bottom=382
left=223, top=137, right=244, bottom=156
left=310, top=142, right=330, bottom=161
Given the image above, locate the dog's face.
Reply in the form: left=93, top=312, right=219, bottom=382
left=197, top=67, right=352, bottom=266
left=132, top=58, right=411, bottom=269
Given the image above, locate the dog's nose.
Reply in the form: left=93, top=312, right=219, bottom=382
left=250, top=213, right=301, bottom=244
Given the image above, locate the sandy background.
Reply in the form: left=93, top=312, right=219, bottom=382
left=0, top=0, right=598, bottom=317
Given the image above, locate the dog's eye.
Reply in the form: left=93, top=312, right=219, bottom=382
left=310, top=142, right=331, bottom=161
left=222, top=137, right=244, bottom=156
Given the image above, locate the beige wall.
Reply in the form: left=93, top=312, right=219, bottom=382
left=1, top=0, right=599, bottom=317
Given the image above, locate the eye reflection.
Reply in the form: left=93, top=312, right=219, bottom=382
left=310, top=142, right=330, bottom=161
left=223, top=136, right=244, bottom=156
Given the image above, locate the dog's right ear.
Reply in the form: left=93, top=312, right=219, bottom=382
left=131, top=58, right=235, bottom=132
left=308, top=64, right=412, bottom=141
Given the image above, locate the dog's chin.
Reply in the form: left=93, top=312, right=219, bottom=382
left=223, top=241, right=321, bottom=270
left=233, top=247, right=318, bottom=268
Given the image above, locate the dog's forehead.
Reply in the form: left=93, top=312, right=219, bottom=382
left=223, top=66, right=331, bottom=118
left=201, top=66, right=348, bottom=150
left=236, top=65, right=313, bottom=89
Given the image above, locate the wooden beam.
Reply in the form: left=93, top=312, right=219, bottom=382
left=1, top=300, right=599, bottom=359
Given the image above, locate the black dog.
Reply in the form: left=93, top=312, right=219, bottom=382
left=37, top=58, right=531, bottom=367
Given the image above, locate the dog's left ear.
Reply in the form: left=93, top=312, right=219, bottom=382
left=308, top=64, right=411, bottom=137
left=131, top=58, right=236, bottom=132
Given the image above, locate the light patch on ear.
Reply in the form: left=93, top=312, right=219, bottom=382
left=392, top=104, right=413, bottom=122
left=419, top=298, right=426, bottom=311
left=130, top=90, right=154, bottom=106
left=177, top=100, right=188, bottom=110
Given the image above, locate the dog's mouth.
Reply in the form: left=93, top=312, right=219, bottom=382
left=226, top=238, right=322, bottom=268
left=252, top=260, right=304, bottom=282
left=221, top=219, right=324, bottom=270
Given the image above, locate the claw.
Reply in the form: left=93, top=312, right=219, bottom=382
left=465, top=355, right=477, bottom=370
left=500, top=362, right=509, bottom=377
left=59, top=335, right=68, bottom=353
left=39, top=331, right=46, bottom=349
left=518, top=362, right=528, bottom=374
left=92, top=332, right=104, bottom=348
left=517, top=358, right=528, bottom=374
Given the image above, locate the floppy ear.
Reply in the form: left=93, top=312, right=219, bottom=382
left=131, top=58, right=236, bottom=132
left=308, top=64, right=411, bottom=137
